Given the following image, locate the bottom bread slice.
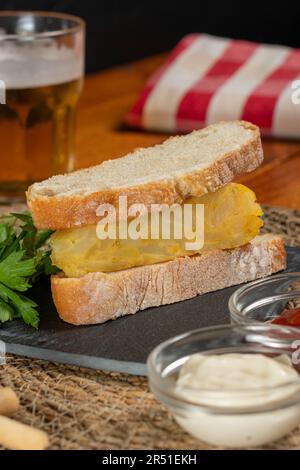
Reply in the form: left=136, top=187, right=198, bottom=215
left=51, top=234, right=286, bottom=325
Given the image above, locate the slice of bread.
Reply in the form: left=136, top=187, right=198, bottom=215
left=27, top=121, right=263, bottom=230
left=51, top=234, right=286, bottom=325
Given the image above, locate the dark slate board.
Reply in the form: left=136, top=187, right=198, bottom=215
left=0, top=247, right=299, bottom=375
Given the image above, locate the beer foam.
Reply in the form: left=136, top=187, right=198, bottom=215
left=0, top=39, right=83, bottom=89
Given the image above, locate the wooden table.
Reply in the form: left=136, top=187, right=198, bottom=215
left=76, top=54, right=300, bottom=210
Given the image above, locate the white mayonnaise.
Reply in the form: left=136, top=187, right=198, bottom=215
left=175, top=353, right=300, bottom=448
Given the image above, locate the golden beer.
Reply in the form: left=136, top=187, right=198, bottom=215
left=0, top=12, right=85, bottom=196
left=0, top=79, right=82, bottom=189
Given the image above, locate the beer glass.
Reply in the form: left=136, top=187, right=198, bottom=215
left=0, top=11, right=85, bottom=196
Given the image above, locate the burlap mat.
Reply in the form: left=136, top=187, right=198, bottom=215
left=0, top=205, right=300, bottom=450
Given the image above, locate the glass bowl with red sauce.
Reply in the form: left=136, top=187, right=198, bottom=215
left=229, top=273, right=300, bottom=329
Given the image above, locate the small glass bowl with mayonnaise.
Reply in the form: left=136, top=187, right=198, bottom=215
left=147, top=324, right=300, bottom=448
left=229, top=272, right=300, bottom=327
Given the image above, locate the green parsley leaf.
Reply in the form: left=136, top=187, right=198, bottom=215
left=0, top=283, right=39, bottom=328
left=0, top=297, right=15, bottom=323
left=0, top=211, right=58, bottom=328
left=0, top=250, right=36, bottom=291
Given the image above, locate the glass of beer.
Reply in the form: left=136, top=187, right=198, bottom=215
left=0, top=11, right=85, bottom=198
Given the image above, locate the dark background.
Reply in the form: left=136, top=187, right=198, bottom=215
left=1, top=1, right=299, bottom=73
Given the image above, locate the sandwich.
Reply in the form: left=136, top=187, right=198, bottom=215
left=26, top=120, right=286, bottom=325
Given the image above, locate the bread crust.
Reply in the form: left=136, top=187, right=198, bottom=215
left=27, top=121, right=263, bottom=230
left=51, top=234, right=286, bottom=325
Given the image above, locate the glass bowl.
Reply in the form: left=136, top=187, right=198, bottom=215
left=147, top=324, right=300, bottom=448
left=229, top=272, right=300, bottom=327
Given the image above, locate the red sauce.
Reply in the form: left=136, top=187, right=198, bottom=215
left=272, top=307, right=300, bottom=326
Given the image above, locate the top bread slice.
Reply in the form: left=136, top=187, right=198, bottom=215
left=27, top=120, right=263, bottom=230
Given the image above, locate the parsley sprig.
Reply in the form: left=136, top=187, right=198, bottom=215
left=0, top=212, right=58, bottom=329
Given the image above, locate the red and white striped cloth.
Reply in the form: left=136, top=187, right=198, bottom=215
left=126, top=34, right=300, bottom=138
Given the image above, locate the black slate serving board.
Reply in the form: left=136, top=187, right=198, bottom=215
left=0, top=246, right=299, bottom=375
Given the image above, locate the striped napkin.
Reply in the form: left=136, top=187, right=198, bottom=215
left=126, top=34, right=300, bottom=138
